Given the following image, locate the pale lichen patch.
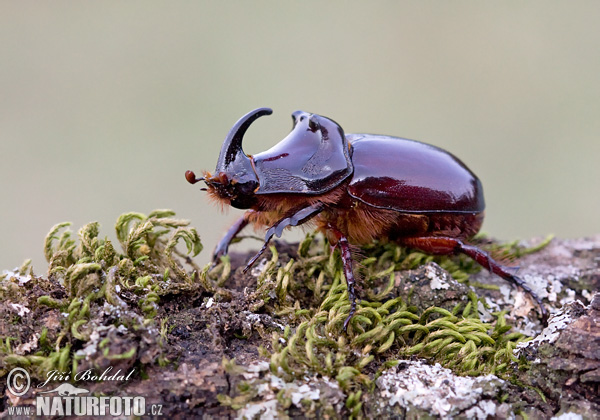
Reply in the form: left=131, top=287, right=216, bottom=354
left=8, top=302, right=30, bottom=317
left=551, top=411, right=585, bottom=420
left=516, top=300, right=584, bottom=354
left=235, top=361, right=344, bottom=420
left=375, top=360, right=505, bottom=419
left=1, top=270, right=32, bottom=286
left=237, top=399, right=279, bottom=420
left=425, top=263, right=451, bottom=290
left=464, top=399, right=507, bottom=420
left=15, top=333, right=39, bottom=355
left=250, top=258, right=270, bottom=277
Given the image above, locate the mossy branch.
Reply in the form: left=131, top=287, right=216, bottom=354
left=1, top=209, right=205, bottom=380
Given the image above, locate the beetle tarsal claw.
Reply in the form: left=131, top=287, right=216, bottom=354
left=343, top=306, right=356, bottom=332
left=243, top=246, right=268, bottom=274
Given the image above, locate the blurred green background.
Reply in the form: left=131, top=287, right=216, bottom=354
left=1, top=2, right=599, bottom=271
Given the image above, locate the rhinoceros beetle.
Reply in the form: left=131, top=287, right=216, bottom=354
left=186, top=108, right=548, bottom=329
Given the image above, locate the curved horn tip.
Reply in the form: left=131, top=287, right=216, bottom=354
left=231, top=107, right=274, bottom=133
left=255, top=107, right=273, bottom=115
left=241, top=107, right=272, bottom=119
left=217, top=108, right=273, bottom=170
left=245, top=107, right=273, bottom=119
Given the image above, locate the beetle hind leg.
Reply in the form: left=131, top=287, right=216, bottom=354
left=400, top=236, right=548, bottom=325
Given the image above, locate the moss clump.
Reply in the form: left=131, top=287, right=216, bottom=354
left=1, top=211, right=552, bottom=418
left=272, top=238, right=524, bottom=372
left=0, top=209, right=202, bottom=381
left=221, top=233, right=551, bottom=418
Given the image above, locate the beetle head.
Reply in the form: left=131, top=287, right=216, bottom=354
left=198, top=107, right=272, bottom=209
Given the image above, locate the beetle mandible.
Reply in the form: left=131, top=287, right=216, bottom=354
left=186, top=108, right=548, bottom=329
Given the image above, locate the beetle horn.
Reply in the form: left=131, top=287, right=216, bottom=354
left=215, top=107, right=273, bottom=171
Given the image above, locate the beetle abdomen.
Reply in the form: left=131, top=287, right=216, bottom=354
left=347, top=134, right=485, bottom=214
left=318, top=201, right=483, bottom=246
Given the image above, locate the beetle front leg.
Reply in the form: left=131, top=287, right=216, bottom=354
left=243, top=203, right=324, bottom=273
left=401, top=236, right=548, bottom=325
left=212, top=211, right=253, bottom=266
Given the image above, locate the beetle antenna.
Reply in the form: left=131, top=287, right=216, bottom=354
left=185, top=170, right=205, bottom=185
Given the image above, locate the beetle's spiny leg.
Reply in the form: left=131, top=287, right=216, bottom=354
left=338, top=236, right=358, bottom=331
left=243, top=203, right=325, bottom=273
left=484, top=253, right=493, bottom=271
left=243, top=240, right=271, bottom=273
left=401, top=236, right=548, bottom=326
left=457, top=242, right=548, bottom=325
left=327, top=225, right=358, bottom=331
left=506, top=265, right=520, bottom=275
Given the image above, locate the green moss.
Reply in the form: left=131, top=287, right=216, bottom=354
left=1, top=210, right=553, bottom=417
left=0, top=209, right=202, bottom=380
left=222, top=233, right=552, bottom=416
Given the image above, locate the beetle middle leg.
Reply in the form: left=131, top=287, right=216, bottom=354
left=326, top=225, right=358, bottom=331
left=243, top=203, right=324, bottom=273
left=400, top=236, right=548, bottom=325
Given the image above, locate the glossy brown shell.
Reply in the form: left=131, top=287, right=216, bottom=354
left=346, top=134, right=485, bottom=213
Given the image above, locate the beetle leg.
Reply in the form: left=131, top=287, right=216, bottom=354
left=339, top=236, right=358, bottom=331
left=243, top=203, right=324, bottom=273
left=326, top=225, right=358, bottom=331
left=212, top=211, right=252, bottom=267
left=401, top=237, right=548, bottom=325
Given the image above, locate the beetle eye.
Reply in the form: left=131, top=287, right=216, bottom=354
left=308, top=116, right=320, bottom=133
